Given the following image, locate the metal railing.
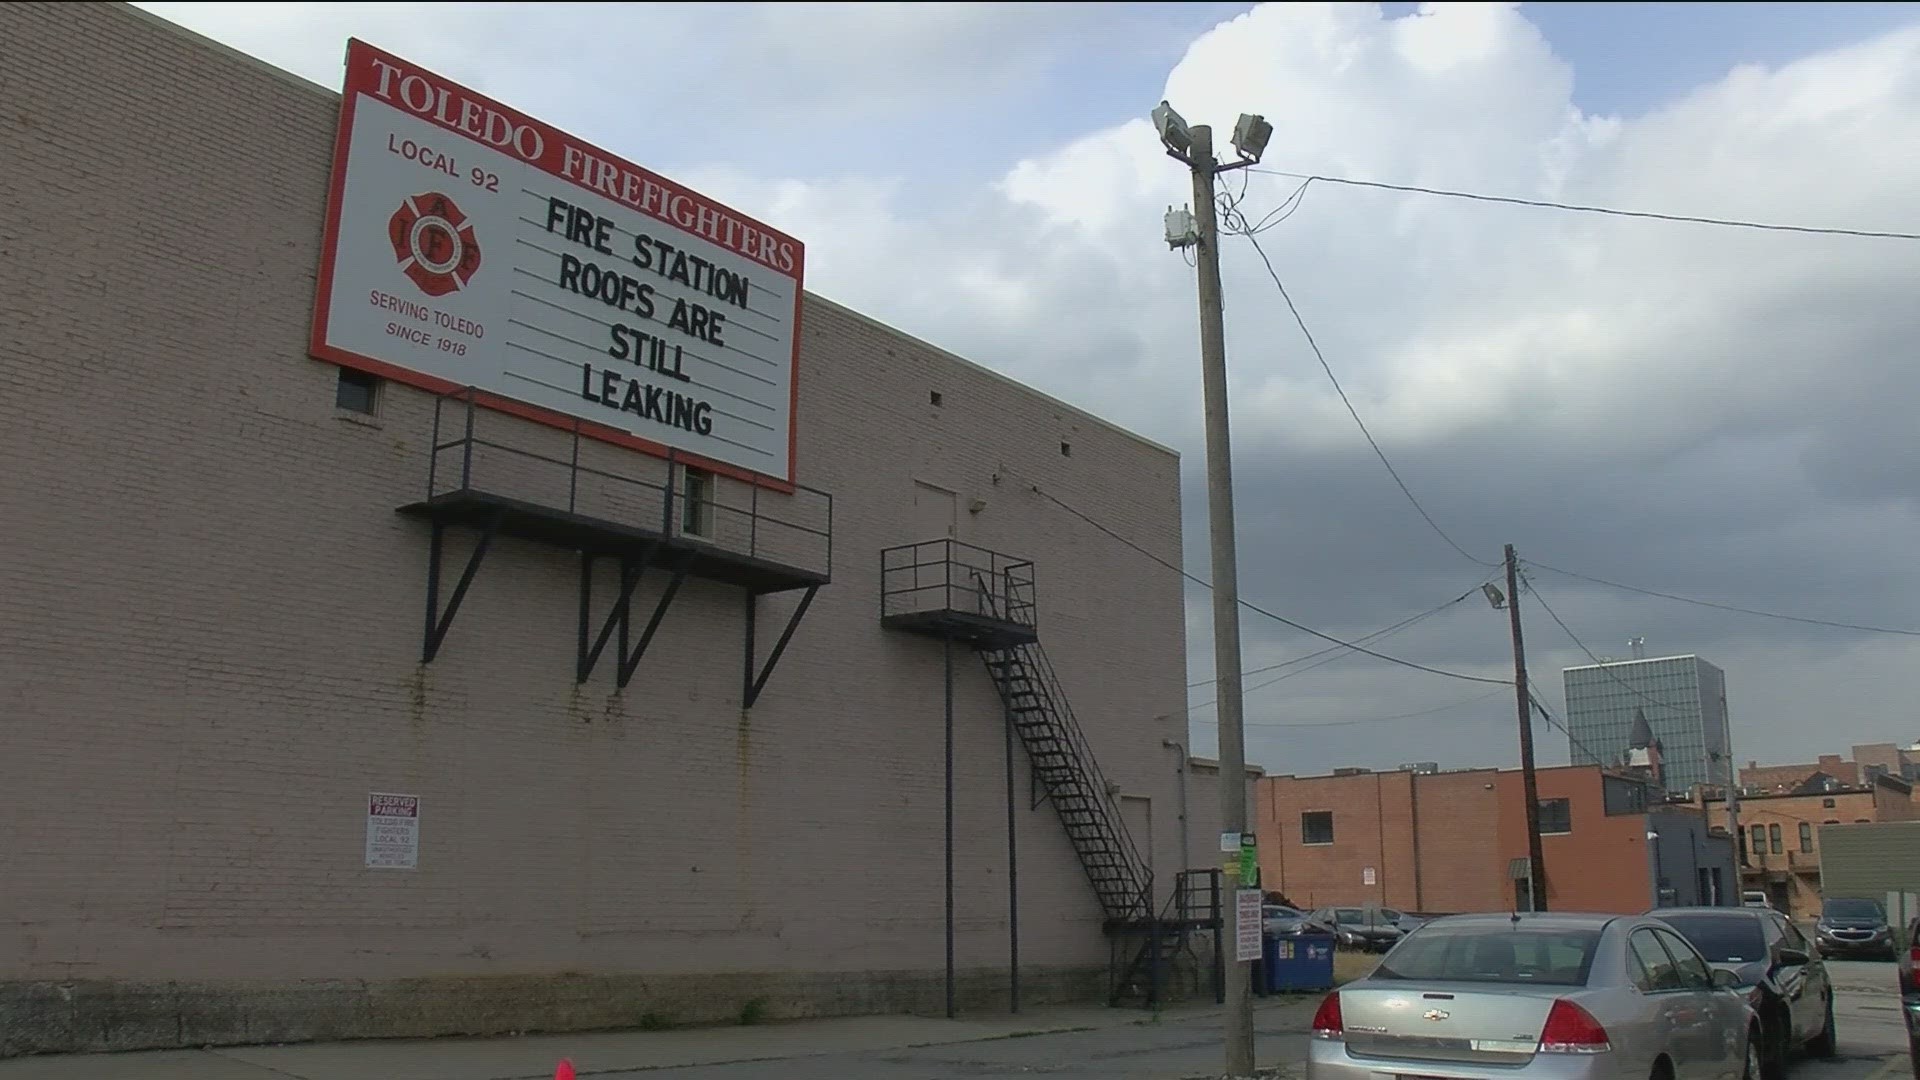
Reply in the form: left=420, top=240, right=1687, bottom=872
left=878, top=538, right=1035, bottom=626
left=423, top=386, right=832, bottom=578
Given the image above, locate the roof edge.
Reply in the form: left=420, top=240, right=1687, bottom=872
left=120, top=3, right=342, bottom=101
left=803, top=293, right=1180, bottom=460
left=1564, top=654, right=1699, bottom=672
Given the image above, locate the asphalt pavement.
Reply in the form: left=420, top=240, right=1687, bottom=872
left=0, top=959, right=1908, bottom=1080
left=1812, top=960, right=1914, bottom=1080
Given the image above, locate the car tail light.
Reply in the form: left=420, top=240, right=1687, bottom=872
left=1538, top=999, right=1611, bottom=1054
left=1310, top=991, right=1344, bottom=1040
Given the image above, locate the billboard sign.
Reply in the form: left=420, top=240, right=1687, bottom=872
left=311, top=40, right=805, bottom=487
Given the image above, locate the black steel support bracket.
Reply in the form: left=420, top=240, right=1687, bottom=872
left=422, top=512, right=502, bottom=664
left=577, top=552, right=649, bottom=684
left=575, top=546, right=687, bottom=688
left=617, top=559, right=690, bottom=688
left=742, top=584, right=820, bottom=709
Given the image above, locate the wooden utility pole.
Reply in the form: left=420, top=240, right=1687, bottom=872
left=1506, top=544, right=1549, bottom=911
left=1187, top=122, right=1255, bottom=1075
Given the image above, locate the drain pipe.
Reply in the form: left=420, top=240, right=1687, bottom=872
left=1163, top=739, right=1190, bottom=880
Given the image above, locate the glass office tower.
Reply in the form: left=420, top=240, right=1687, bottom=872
left=1564, top=654, right=1731, bottom=796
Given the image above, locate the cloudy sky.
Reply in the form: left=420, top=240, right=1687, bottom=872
left=141, top=1, right=1920, bottom=777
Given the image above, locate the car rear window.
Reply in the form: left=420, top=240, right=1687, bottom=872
left=1372, top=924, right=1600, bottom=986
left=1655, top=914, right=1766, bottom=963
left=1822, top=898, right=1883, bottom=921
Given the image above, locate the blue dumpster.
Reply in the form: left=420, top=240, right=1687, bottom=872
left=1264, top=932, right=1336, bottom=993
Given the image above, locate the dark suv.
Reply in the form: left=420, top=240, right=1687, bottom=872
left=1899, top=911, right=1917, bottom=1078
left=1816, top=897, right=1897, bottom=961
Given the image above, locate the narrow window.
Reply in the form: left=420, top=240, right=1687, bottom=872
left=1059, top=441, right=1071, bottom=457
left=1768, top=823, right=1782, bottom=854
left=336, top=368, right=380, bottom=414
left=682, top=467, right=714, bottom=538
left=1797, top=822, right=1812, bottom=853
left=929, top=390, right=942, bottom=406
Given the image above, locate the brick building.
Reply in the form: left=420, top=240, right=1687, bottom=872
left=1254, top=764, right=1737, bottom=914
left=0, top=3, right=1205, bottom=1055
left=1740, top=742, right=1920, bottom=793
left=1713, top=773, right=1920, bottom=919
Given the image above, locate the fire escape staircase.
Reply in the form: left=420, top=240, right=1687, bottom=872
left=879, top=540, right=1216, bottom=1006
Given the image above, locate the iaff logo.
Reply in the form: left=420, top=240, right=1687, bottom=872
left=388, top=192, right=482, bottom=297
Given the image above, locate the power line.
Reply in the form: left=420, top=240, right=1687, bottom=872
left=1525, top=684, right=1611, bottom=768
left=1010, top=472, right=1510, bottom=686
left=1219, top=174, right=1312, bottom=237
left=1520, top=572, right=1702, bottom=725
left=1248, top=169, right=1920, bottom=243
left=1238, top=228, right=1495, bottom=568
left=1186, top=583, right=1481, bottom=688
left=1524, top=559, right=1920, bottom=637
left=1194, top=686, right=1509, bottom=728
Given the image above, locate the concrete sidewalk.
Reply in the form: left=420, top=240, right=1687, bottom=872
left=0, top=997, right=1319, bottom=1080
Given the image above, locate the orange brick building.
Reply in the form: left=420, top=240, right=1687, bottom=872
left=1739, top=742, right=1920, bottom=793
left=1712, top=773, right=1920, bottom=919
left=1255, top=764, right=1738, bottom=914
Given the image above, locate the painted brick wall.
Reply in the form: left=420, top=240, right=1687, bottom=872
left=0, top=1, right=1190, bottom=1044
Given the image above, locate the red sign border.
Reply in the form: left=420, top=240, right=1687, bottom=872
left=309, top=38, right=803, bottom=494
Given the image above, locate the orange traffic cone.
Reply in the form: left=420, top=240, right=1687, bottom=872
left=554, top=1059, right=576, bottom=1080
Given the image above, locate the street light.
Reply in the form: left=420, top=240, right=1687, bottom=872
left=1157, top=96, right=1263, bottom=1079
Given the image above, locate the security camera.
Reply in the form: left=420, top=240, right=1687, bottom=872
left=1152, top=100, right=1192, bottom=154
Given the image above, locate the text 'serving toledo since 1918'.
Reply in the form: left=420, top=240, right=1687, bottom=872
left=544, top=194, right=736, bottom=438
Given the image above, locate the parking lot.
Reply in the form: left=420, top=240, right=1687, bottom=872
left=1814, top=959, right=1914, bottom=1080
left=0, top=956, right=1906, bottom=1080
left=614, top=958, right=1913, bottom=1080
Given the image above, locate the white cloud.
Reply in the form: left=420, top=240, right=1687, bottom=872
left=139, top=0, right=1920, bottom=770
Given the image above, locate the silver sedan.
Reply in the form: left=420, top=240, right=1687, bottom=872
left=1307, top=912, right=1760, bottom=1080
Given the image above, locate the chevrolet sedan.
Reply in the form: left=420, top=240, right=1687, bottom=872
left=1308, top=912, right=1760, bottom=1080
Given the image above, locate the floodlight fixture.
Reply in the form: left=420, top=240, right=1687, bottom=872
left=1231, top=112, right=1272, bottom=163
left=1152, top=100, right=1192, bottom=155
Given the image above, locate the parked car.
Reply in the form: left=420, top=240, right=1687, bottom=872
left=1898, top=910, right=1918, bottom=1078
left=1265, top=904, right=1331, bottom=936
left=1650, top=906, right=1835, bottom=1079
left=1743, top=891, right=1773, bottom=909
left=1395, top=911, right=1433, bottom=934
left=1307, top=912, right=1760, bottom=1080
left=1310, top=906, right=1404, bottom=952
left=1815, top=897, right=1897, bottom=961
